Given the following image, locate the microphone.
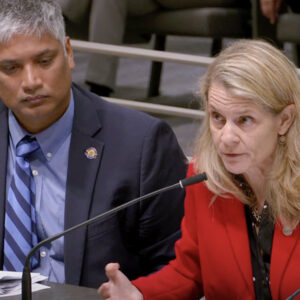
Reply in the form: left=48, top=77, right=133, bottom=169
left=21, top=172, right=207, bottom=300
left=285, top=288, right=300, bottom=300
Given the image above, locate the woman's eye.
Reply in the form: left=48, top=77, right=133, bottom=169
left=239, top=116, right=253, bottom=125
left=211, top=112, right=223, bottom=122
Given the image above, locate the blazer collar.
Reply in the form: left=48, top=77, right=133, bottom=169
left=221, top=197, right=254, bottom=294
left=64, top=84, right=104, bottom=284
left=71, top=83, right=102, bottom=136
left=0, top=103, right=8, bottom=265
left=222, top=196, right=300, bottom=299
left=270, top=223, right=300, bottom=299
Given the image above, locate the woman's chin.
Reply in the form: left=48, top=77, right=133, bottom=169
left=223, top=163, right=248, bottom=175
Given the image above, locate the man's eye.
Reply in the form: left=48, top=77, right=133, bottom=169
left=0, top=65, right=19, bottom=74
left=39, top=57, right=53, bottom=66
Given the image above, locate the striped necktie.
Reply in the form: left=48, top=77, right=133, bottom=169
left=3, top=135, right=40, bottom=271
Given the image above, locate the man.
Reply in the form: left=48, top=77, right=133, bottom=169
left=0, top=0, right=187, bottom=288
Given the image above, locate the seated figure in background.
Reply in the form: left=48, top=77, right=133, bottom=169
left=58, top=0, right=247, bottom=96
left=260, top=0, right=300, bottom=24
left=98, top=39, right=300, bottom=299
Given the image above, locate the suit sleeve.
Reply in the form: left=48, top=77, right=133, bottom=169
left=136, top=119, right=187, bottom=274
left=132, top=164, right=204, bottom=300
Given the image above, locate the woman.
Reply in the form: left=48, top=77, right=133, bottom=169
left=98, top=40, right=300, bottom=300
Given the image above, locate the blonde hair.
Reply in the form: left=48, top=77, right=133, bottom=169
left=194, top=39, right=300, bottom=228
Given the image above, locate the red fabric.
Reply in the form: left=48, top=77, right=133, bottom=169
left=133, top=164, right=300, bottom=300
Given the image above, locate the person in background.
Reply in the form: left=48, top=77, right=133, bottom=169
left=0, top=0, right=187, bottom=288
left=58, top=0, right=247, bottom=96
left=260, top=0, right=300, bottom=24
left=98, top=39, right=300, bottom=299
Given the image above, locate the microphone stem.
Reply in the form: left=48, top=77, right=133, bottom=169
left=22, top=181, right=181, bottom=300
left=286, top=288, right=300, bottom=300
left=22, top=265, right=31, bottom=300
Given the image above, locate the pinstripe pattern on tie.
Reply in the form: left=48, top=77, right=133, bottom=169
left=3, top=135, right=40, bottom=271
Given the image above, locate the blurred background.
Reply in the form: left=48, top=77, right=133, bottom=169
left=72, top=37, right=231, bottom=157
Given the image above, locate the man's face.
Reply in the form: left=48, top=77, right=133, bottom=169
left=0, top=32, right=75, bottom=133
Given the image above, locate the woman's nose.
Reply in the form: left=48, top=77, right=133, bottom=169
left=220, top=122, right=240, bottom=146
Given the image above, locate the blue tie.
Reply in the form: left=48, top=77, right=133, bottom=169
left=3, top=136, right=40, bottom=271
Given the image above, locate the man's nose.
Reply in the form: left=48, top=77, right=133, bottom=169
left=21, top=65, right=42, bottom=92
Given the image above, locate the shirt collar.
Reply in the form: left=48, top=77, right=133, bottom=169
left=9, top=90, right=74, bottom=160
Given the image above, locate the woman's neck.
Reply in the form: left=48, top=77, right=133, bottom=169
left=244, top=170, right=267, bottom=210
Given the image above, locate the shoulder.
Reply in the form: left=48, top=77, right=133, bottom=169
left=72, top=83, right=175, bottom=137
left=185, top=162, right=235, bottom=209
left=185, top=163, right=213, bottom=201
left=0, top=99, right=7, bottom=114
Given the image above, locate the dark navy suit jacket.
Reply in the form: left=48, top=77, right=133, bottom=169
left=0, top=83, right=187, bottom=288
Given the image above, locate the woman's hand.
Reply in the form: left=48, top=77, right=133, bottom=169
left=260, top=0, right=282, bottom=24
left=98, top=263, right=144, bottom=300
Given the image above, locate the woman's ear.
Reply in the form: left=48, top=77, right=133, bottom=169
left=278, top=104, right=296, bottom=135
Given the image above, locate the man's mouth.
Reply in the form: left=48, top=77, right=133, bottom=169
left=22, top=95, right=48, bottom=104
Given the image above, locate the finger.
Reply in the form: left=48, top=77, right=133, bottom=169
left=105, top=262, right=120, bottom=281
left=274, top=0, right=282, bottom=11
left=270, top=14, right=276, bottom=24
left=98, top=282, right=111, bottom=298
left=260, top=0, right=275, bottom=23
left=272, top=0, right=283, bottom=23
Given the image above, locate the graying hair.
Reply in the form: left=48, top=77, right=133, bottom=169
left=0, top=0, right=66, bottom=46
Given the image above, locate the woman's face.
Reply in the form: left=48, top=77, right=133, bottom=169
left=208, top=82, right=292, bottom=176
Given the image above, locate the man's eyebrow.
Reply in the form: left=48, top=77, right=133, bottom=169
left=0, top=49, right=57, bottom=65
left=0, top=59, right=21, bottom=65
left=35, top=48, right=57, bottom=58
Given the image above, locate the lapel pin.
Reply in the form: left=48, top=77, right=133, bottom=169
left=85, top=147, right=98, bottom=160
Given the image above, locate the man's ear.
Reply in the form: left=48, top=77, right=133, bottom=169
left=65, top=36, right=75, bottom=70
left=278, top=104, right=296, bottom=135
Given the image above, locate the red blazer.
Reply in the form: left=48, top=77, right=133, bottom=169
left=133, top=165, right=300, bottom=300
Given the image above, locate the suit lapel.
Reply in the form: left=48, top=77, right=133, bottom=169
left=223, top=197, right=300, bottom=299
left=0, top=104, right=8, bottom=265
left=64, top=87, right=104, bottom=284
left=221, top=197, right=253, bottom=293
left=270, top=223, right=300, bottom=299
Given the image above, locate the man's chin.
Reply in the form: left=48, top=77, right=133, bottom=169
left=16, top=110, right=56, bottom=133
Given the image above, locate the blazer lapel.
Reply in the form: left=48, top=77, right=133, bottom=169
left=64, top=88, right=104, bottom=284
left=221, top=197, right=254, bottom=293
left=0, top=104, right=8, bottom=265
left=270, top=223, right=300, bottom=299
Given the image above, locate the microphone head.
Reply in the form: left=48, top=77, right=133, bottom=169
left=179, top=172, right=207, bottom=188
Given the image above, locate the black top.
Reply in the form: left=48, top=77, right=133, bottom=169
left=245, top=205, right=274, bottom=300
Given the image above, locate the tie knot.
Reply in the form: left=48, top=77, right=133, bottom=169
left=16, top=136, right=40, bottom=158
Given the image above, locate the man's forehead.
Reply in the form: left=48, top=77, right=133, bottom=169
left=0, top=32, right=62, bottom=58
left=0, top=31, right=61, bottom=47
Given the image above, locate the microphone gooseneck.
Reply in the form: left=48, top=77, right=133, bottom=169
left=285, top=288, right=300, bottom=300
left=179, top=172, right=207, bottom=188
left=22, top=172, right=207, bottom=300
